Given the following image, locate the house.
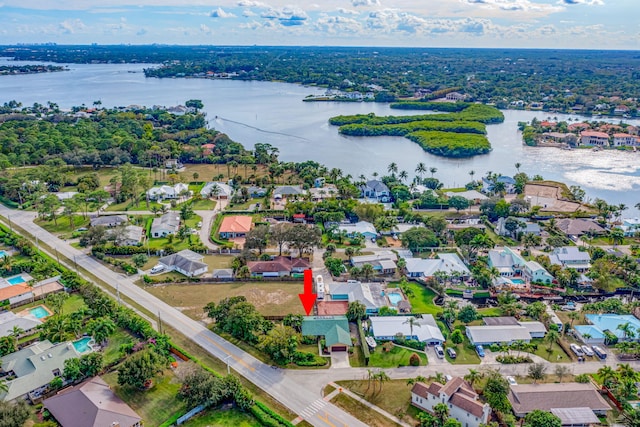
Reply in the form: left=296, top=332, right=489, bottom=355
left=329, top=281, right=387, bottom=314
left=612, top=133, right=638, bottom=146
left=0, top=340, right=81, bottom=401
left=411, top=379, right=491, bottom=427
left=0, top=283, right=34, bottom=308
left=309, top=184, right=338, bottom=201
left=488, top=247, right=525, bottom=278
left=549, top=408, right=601, bottom=427
left=212, top=269, right=234, bottom=280
left=200, top=182, right=233, bottom=199
left=246, top=256, right=310, bottom=277
left=444, top=190, right=488, bottom=204
left=146, top=183, right=189, bottom=201
left=549, top=246, right=591, bottom=272
left=0, top=311, right=41, bottom=339
left=150, top=213, right=180, bottom=238
left=219, top=216, right=253, bottom=239
left=524, top=260, right=554, bottom=284
left=359, top=180, right=391, bottom=202
left=351, top=252, right=398, bottom=275
left=404, top=253, right=470, bottom=280
left=445, top=92, right=466, bottom=101
left=247, top=186, right=267, bottom=198
left=556, top=218, right=605, bottom=237
left=89, top=215, right=127, bottom=228
left=369, top=315, right=444, bottom=345
left=273, top=185, right=306, bottom=198
left=481, top=176, right=516, bottom=194
left=579, top=131, right=609, bottom=147
left=201, top=143, right=216, bottom=156
left=619, top=218, right=640, bottom=237
left=301, top=316, right=351, bottom=352
left=495, top=218, right=540, bottom=237
left=466, top=317, right=546, bottom=345
left=507, top=383, right=611, bottom=418
left=574, top=313, right=640, bottom=344
left=336, top=221, right=377, bottom=240
left=164, top=158, right=184, bottom=169
left=44, top=376, right=142, bottom=427
left=614, top=104, right=630, bottom=115
left=158, top=249, right=208, bottom=277
left=108, top=225, right=144, bottom=246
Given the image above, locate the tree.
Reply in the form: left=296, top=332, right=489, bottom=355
left=448, top=196, right=470, bottom=212
left=617, top=322, right=636, bottom=341
left=527, top=363, right=547, bottom=384
left=185, top=99, right=204, bottom=112
left=269, top=222, right=293, bottom=256
left=483, top=369, right=512, bottom=413
left=245, top=224, right=270, bottom=255
left=554, top=365, right=570, bottom=383
left=523, top=410, right=562, bottom=427
left=361, top=264, right=375, bottom=281
left=324, top=257, right=344, bottom=277
left=450, top=329, right=464, bottom=345
left=346, top=301, right=367, bottom=322
left=457, top=305, right=478, bottom=324
left=259, top=324, right=299, bottom=365
left=401, top=227, right=439, bottom=252
left=46, top=292, right=69, bottom=316
left=464, top=369, right=483, bottom=387
left=0, top=400, right=30, bottom=427
left=545, top=329, right=560, bottom=351
left=86, top=316, right=116, bottom=345
left=620, top=406, right=640, bottom=427
left=403, top=317, right=421, bottom=338
left=598, top=365, right=618, bottom=388
left=132, top=253, right=148, bottom=268
left=117, top=349, right=164, bottom=389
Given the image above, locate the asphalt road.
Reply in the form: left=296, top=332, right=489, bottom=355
left=0, top=207, right=366, bottom=427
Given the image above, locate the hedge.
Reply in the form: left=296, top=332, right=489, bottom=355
left=92, top=245, right=147, bottom=255
left=357, top=319, right=370, bottom=365
left=255, top=401, right=295, bottom=427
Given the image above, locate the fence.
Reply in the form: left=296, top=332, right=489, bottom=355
left=177, top=404, right=206, bottom=425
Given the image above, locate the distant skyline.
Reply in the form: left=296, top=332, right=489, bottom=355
left=0, top=0, right=638, bottom=50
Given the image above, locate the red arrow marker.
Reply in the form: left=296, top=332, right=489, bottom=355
left=299, top=269, right=317, bottom=316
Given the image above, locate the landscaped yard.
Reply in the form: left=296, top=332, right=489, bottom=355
left=35, top=216, right=90, bottom=237
left=445, top=343, right=481, bottom=365
left=181, top=408, right=260, bottom=427
left=146, top=281, right=306, bottom=318
left=102, top=369, right=187, bottom=427
left=367, top=345, right=427, bottom=368
left=105, top=200, right=165, bottom=212
left=528, top=338, right=571, bottom=362
left=397, top=281, right=442, bottom=315
left=191, top=198, right=216, bottom=210
left=102, top=328, right=137, bottom=366
left=335, top=379, right=422, bottom=426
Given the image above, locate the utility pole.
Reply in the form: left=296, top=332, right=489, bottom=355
left=55, top=248, right=60, bottom=267
left=157, top=311, right=163, bottom=334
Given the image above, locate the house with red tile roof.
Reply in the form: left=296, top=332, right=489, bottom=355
left=612, top=133, right=638, bottom=146
left=411, top=378, right=491, bottom=427
left=580, top=131, right=610, bottom=147
left=247, top=256, right=310, bottom=277
left=201, top=143, right=216, bottom=156
left=219, top=216, right=254, bottom=239
left=568, top=122, right=590, bottom=132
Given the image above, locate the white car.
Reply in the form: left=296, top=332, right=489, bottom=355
left=506, top=376, right=518, bottom=386
left=581, top=345, right=595, bottom=357
left=150, top=265, right=165, bottom=274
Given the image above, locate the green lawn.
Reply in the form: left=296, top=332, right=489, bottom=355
left=103, top=328, right=136, bottom=366
left=102, top=369, right=187, bottom=427
left=368, top=345, right=427, bottom=368
left=529, top=338, right=571, bottom=362
left=35, top=216, right=90, bottom=236
left=191, top=198, right=216, bottom=210
left=444, top=343, right=481, bottom=365
left=147, top=235, right=200, bottom=250
left=181, top=408, right=260, bottom=427
left=225, top=199, right=255, bottom=211
left=331, top=392, right=402, bottom=427
left=398, top=281, right=442, bottom=315
left=184, top=214, right=202, bottom=229
left=477, top=307, right=502, bottom=317
left=105, top=200, right=164, bottom=212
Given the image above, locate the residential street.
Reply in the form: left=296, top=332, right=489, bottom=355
left=1, top=206, right=639, bottom=427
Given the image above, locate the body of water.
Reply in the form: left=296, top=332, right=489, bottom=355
left=2, top=58, right=640, bottom=210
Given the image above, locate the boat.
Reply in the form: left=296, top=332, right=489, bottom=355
left=365, top=336, right=377, bottom=349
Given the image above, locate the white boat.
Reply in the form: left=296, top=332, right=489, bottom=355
left=365, top=336, right=377, bottom=349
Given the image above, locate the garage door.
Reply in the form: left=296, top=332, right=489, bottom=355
left=332, top=346, right=347, bottom=352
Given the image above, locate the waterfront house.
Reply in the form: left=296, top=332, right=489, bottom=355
left=444, top=190, right=488, bottom=204
left=158, top=249, right=208, bottom=277
left=359, top=180, right=391, bottom=202
left=370, top=315, right=444, bottom=344
left=273, top=185, right=306, bottom=198
left=619, top=218, right=640, bottom=237
left=523, top=260, right=554, bottom=284
left=507, top=383, right=611, bottom=419
left=549, top=246, right=591, bottom=272
left=218, top=215, right=253, bottom=239
left=481, top=176, right=516, bottom=194
left=150, top=213, right=180, bottom=238
left=488, top=247, right=525, bottom=278
left=612, top=133, right=638, bottom=146
left=445, top=92, right=466, bottom=101
left=44, top=376, right=142, bottom=427
left=200, top=182, right=233, bottom=199
left=614, top=104, right=630, bottom=115
left=411, top=378, right=491, bottom=427
left=579, top=131, right=609, bottom=147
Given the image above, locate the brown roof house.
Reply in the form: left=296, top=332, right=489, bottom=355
left=247, top=256, right=310, bottom=277
left=44, top=376, right=142, bottom=427
left=507, top=382, right=611, bottom=419
left=556, top=219, right=605, bottom=237
left=411, top=378, right=491, bottom=427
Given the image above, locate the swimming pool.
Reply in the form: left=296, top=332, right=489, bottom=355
left=73, top=337, right=94, bottom=353
left=29, top=306, right=50, bottom=319
left=7, top=275, right=26, bottom=285
left=0, top=250, right=6, bottom=258
left=387, top=292, right=403, bottom=306
left=510, top=279, right=525, bottom=284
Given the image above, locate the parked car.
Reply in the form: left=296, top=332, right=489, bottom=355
left=506, top=376, right=518, bottom=386
left=581, top=345, right=595, bottom=357
left=434, top=345, right=445, bottom=359
left=446, top=348, right=457, bottom=359
left=76, top=227, right=88, bottom=232
left=150, top=265, right=165, bottom=274
left=570, top=343, right=584, bottom=357
left=475, top=345, right=485, bottom=357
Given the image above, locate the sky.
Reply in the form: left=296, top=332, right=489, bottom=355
left=0, top=0, right=637, bottom=49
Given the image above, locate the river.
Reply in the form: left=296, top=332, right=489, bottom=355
left=1, top=58, right=640, bottom=211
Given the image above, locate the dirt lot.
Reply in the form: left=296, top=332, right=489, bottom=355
left=524, top=183, right=583, bottom=212
left=147, top=281, right=306, bottom=320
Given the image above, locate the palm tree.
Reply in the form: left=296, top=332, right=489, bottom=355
left=617, top=322, right=636, bottom=341
left=617, top=363, right=639, bottom=383
left=87, top=317, right=116, bottom=345
left=515, top=162, right=521, bottom=173
left=377, top=370, right=390, bottom=393
left=415, top=162, right=426, bottom=182
left=403, top=317, right=421, bottom=339
left=387, top=162, right=398, bottom=177
left=567, top=311, right=580, bottom=330
left=429, top=167, right=437, bottom=178
left=598, top=366, right=618, bottom=388
left=545, top=329, right=560, bottom=352
left=366, top=368, right=374, bottom=391
left=464, top=369, right=483, bottom=387
left=399, top=170, right=408, bottom=183
left=468, top=170, right=475, bottom=182
left=361, top=264, right=375, bottom=282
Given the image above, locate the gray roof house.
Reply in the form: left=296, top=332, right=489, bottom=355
left=370, top=315, right=444, bottom=344
left=158, top=249, right=208, bottom=277
left=147, top=183, right=189, bottom=201
left=359, top=180, right=390, bottom=202
left=0, top=311, right=41, bottom=339
left=108, top=225, right=144, bottom=246
left=44, top=376, right=142, bottom=427
left=507, top=383, right=611, bottom=418
left=549, top=246, right=591, bottom=272
left=404, top=253, right=470, bottom=279
left=337, top=221, right=377, bottom=239
left=329, top=281, right=386, bottom=314
left=151, top=213, right=180, bottom=238
left=90, top=215, right=127, bottom=228
left=0, top=340, right=81, bottom=401
left=556, top=218, right=605, bottom=237
left=273, top=185, right=306, bottom=197
left=466, top=318, right=547, bottom=345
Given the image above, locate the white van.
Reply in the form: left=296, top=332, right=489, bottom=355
left=150, top=265, right=165, bottom=274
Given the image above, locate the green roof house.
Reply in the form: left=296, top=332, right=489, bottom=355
left=301, top=316, right=351, bottom=352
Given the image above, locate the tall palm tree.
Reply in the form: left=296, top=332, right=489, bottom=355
left=469, top=170, right=475, bottom=182
left=429, top=167, right=438, bottom=178
left=387, top=162, right=398, bottom=177
left=545, top=329, right=560, bottom=351
left=598, top=365, right=618, bottom=388
left=399, top=170, right=408, bottom=183
left=515, top=162, right=521, bottom=173
left=403, top=317, right=421, bottom=339
left=415, top=162, right=426, bottom=182
left=464, top=369, right=483, bottom=387
left=617, top=322, right=636, bottom=341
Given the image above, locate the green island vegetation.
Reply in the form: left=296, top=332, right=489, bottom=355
left=0, top=64, right=66, bottom=75
left=7, top=45, right=640, bottom=115
left=329, top=103, right=503, bottom=157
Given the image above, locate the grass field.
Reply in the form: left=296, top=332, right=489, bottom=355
left=529, top=338, right=571, bottom=362
left=331, top=392, right=403, bottom=427
left=35, top=216, right=90, bottom=237
left=181, top=408, right=260, bottom=427
left=367, top=345, right=428, bottom=368
left=399, top=281, right=442, bottom=315
left=103, top=328, right=137, bottom=366
left=191, top=198, right=216, bottom=210
left=102, top=369, right=187, bottom=427
left=336, top=379, right=422, bottom=426
left=105, top=200, right=164, bottom=212
left=147, top=281, right=307, bottom=318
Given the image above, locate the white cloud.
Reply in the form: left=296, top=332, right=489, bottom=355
left=559, top=0, right=604, bottom=5
left=462, top=0, right=564, bottom=13
left=210, top=7, right=236, bottom=18
left=237, top=0, right=268, bottom=7
left=242, top=9, right=256, bottom=16
left=58, top=18, right=86, bottom=34
left=337, top=7, right=359, bottom=15
left=314, top=14, right=361, bottom=34
left=352, top=0, right=380, bottom=7
left=200, top=23, right=213, bottom=33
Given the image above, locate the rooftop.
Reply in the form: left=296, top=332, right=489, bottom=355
left=508, top=383, right=611, bottom=415
left=370, top=315, right=444, bottom=342
left=219, top=215, right=253, bottom=234
left=301, top=316, right=350, bottom=348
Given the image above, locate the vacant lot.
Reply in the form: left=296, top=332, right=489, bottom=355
left=147, top=281, right=306, bottom=319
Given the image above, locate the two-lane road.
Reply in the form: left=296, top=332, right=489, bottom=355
left=0, top=207, right=366, bottom=427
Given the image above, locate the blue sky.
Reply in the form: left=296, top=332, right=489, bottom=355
left=0, top=0, right=636, bottom=49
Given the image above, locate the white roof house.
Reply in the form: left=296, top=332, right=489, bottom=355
left=337, top=221, right=377, bottom=239
left=0, top=312, right=41, bottom=339
left=370, top=315, right=444, bottom=344
left=329, top=281, right=387, bottom=314
left=549, top=246, right=591, bottom=271
left=200, top=182, right=233, bottom=199
left=466, top=320, right=547, bottom=345
left=158, top=249, right=208, bottom=277
left=150, top=213, right=180, bottom=238
left=404, top=253, right=470, bottom=279
left=147, top=183, right=189, bottom=201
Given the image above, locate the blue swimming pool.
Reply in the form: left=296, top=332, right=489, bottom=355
left=0, top=250, right=6, bottom=258
left=73, top=337, right=94, bottom=353
left=388, top=292, right=403, bottom=306
left=511, top=279, right=525, bottom=284
left=7, top=276, right=26, bottom=285
left=29, top=306, right=50, bottom=319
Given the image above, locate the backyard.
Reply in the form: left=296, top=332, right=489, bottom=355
left=391, top=281, right=442, bottom=315
left=146, top=281, right=307, bottom=318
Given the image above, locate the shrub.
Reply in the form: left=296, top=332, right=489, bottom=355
left=496, top=355, right=533, bottom=364
left=575, top=374, right=590, bottom=383
left=409, top=353, right=420, bottom=366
